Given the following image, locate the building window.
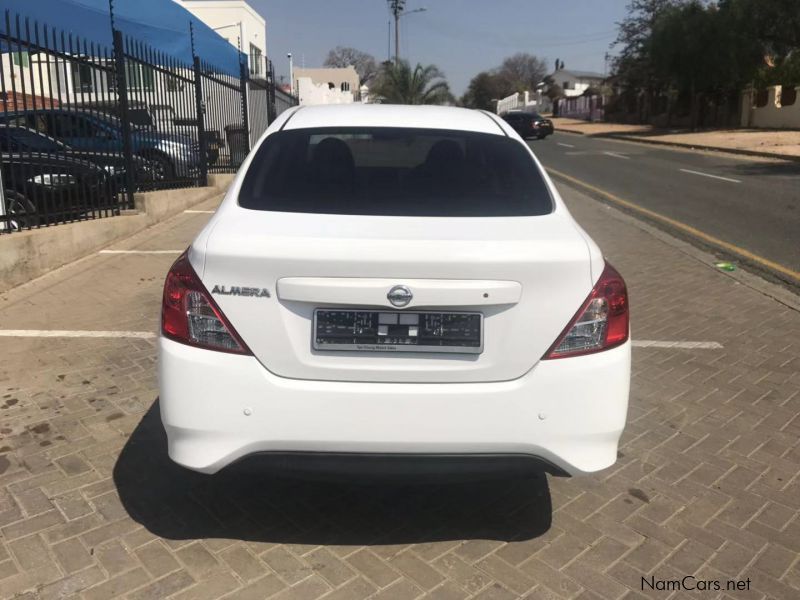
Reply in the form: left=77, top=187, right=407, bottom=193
left=249, top=44, right=262, bottom=77
left=563, top=80, right=574, bottom=90
left=166, top=68, right=185, bottom=93
left=71, top=63, right=94, bottom=93
left=12, top=52, right=30, bottom=68
left=125, top=63, right=155, bottom=92
left=341, top=81, right=350, bottom=92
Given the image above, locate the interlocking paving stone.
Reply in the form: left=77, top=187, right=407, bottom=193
left=0, top=189, right=798, bottom=599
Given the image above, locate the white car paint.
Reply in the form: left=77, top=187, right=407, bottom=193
left=159, top=104, right=630, bottom=476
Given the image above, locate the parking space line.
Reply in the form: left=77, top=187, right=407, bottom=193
left=0, top=329, right=722, bottom=349
left=603, top=151, right=630, bottom=160
left=679, top=168, right=741, bottom=183
left=0, top=330, right=156, bottom=339
left=184, top=209, right=215, bottom=214
left=557, top=142, right=575, bottom=148
left=98, top=250, right=183, bottom=255
left=546, top=167, right=800, bottom=284
left=632, top=340, right=722, bottom=349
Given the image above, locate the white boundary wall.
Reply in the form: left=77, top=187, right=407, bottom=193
left=740, top=85, right=800, bottom=128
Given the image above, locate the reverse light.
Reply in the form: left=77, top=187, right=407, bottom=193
left=544, top=262, right=629, bottom=359
left=161, top=252, right=251, bottom=354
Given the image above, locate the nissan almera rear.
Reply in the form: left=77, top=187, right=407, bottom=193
left=158, top=104, right=630, bottom=476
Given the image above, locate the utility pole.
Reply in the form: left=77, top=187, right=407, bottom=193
left=388, top=0, right=405, bottom=65
left=387, top=1, right=426, bottom=65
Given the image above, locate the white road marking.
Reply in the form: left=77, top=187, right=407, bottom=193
left=632, top=340, right=723, bottom=349
left=184, top=209, right=215, bottom=214
left=0, top=330, right=723, bottom=349
left=564, top=151, right=591, bottom=156
left=0, top=330, right=156, bottom=339
left=557, top=142, right=575, bottom=148
left=99, top=250, right=182, bottom=255
left=679, top=168, right=741, bottom=184
left=603, top=151, right=630, bottom=160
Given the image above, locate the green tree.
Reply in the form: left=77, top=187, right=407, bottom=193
left=496, top=53, right=548, bottom=93
left=543, top=75, right=563, bottom=102
left=721, top=0, right=800, bottom=87
left=460, top=53, right=548, bottom=109
left=460, top=71, right=511, bottom=110
left=649, top=1, right=763, bottom=127
left=371, top=60, right=453, bottom=105
left=609, top=0, right=786, bottom=125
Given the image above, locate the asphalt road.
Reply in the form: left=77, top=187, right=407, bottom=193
left=531, top=132, right=800, bottom=282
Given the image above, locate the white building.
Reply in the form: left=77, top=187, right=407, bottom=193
left=548, top=69, right=604, bottom=98
left=177, top=0, right=267, bottom=78
left=293, top=66, right=362, bottom=106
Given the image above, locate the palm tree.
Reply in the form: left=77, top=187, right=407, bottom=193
left=371, top=60, right=453, bottom=105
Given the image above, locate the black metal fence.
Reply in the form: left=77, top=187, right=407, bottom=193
left=0, top=9, right=297, bottom=232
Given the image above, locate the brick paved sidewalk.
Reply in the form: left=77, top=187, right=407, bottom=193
left=0, top=187, right=798, bottom=600
left=552, top=118, right=800, bottom=160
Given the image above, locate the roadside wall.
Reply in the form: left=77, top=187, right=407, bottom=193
left=496, top=91, right=552, bottom=115
left=556, top=95, right=604, bottom=121
left=740, top=85, right=800, bottom=128
left=0, top=174, right=234, bottom=293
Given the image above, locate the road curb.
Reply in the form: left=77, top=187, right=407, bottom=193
left=554, top=128, right=800, bottom=162
left=548, top=170, right=800, bottom=310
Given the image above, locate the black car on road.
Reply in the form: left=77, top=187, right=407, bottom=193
left=501, top=111, right=554, bottom=139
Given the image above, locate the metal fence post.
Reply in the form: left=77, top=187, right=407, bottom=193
left=239, top=60, right=250, bottom=153
left=267, top=59, right=277, bottom=124
left=192, top=56, right=209, bottom=187
left=112, top=29, right=136, bottom=209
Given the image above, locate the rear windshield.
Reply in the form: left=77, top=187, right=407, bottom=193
left=238, top=127, right=552, bottom=217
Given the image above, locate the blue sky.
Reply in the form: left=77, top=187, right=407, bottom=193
left=250, top=0, right=631, bottom=95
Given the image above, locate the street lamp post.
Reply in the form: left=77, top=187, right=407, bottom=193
left=211, top=21, right=245, bottom=53
left=287, top=53, right=294, bottom=96
left=387, top=1, right=426, bottom=65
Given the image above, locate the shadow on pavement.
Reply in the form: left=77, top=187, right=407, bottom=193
left=114, top=401, right=553, bottom=545
left=725, top=160, right=800, bottom=178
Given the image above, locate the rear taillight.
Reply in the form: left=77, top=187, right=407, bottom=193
left=161, top=251, right=251, bottom=355
left=543, top=262, right=629, bottom=359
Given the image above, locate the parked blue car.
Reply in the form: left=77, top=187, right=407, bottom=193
left=0, top=109, right=201, bottom=182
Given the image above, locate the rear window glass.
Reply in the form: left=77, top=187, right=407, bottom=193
left=238, top=127, right=552, bottom=217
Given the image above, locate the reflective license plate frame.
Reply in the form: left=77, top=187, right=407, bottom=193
left=313, top=309, right=483, bottom=354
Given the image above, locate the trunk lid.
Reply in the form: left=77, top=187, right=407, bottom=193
left=198, top=210, right=592, bottom=383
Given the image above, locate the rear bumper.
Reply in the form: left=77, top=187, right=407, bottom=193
left=158, top=337, right=630, bottom=476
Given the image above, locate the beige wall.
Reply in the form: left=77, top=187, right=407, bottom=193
left=0, top=175, right=233, bottom=293
left=740, top=85, right=800, bottom=129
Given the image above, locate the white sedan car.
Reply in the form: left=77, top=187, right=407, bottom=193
left=159, top=104, right=630, bottom=476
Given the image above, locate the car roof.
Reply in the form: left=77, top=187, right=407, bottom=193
left=283, top=104, right=506, bottom=136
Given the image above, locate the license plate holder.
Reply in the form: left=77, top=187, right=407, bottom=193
left=313, top=309, right=483, bottom=354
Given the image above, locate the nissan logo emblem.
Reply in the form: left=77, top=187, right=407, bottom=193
left=387, top=285, right=413, bottom=307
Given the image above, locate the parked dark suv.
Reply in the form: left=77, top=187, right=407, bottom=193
left=501, top=111, right=554, bottom=139
left=0, top=109, right=201, bottom=181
